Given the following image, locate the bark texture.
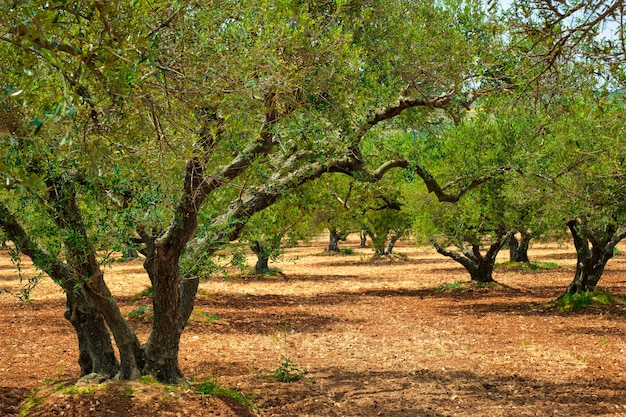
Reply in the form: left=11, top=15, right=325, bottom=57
left=328, top=229, right=347, bottom=252
left=250, top=241, right=270, bottom=274
left=64, top=291, right=119, bottom=377
left=564, top=220, right=626, bottom=295
left=509, top=233, right=531, bottom=263
left=433, top=233, right=512, bottom=283
left=0, top=202, right=120, bottom=378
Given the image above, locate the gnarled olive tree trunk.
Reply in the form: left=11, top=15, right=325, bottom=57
left=51, top=181, right=144, bottom=379
left=0, top=202, right=120, bottom=378
left=385, top=234, right=400, bottom=255
left=563, top=219, right=626, bottom=295
left=432, top=232, right=512, bottom=283
left=65, top=290, right=120, bottom=377
left=508, top=232, right=531, bottom=263
left=250, top=241, right=271, bottom=274
left=359, top=231, right=367, bottom=248
left=328, top=228, right=348, bottom=252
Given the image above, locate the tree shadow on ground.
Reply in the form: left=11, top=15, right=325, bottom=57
left=190, top=285, right=539, bottom=311
left=444, top=296, right=626, bottom=321
left=0, top=386, right=30, bottom=417
left=235, top=365, right=626, bottom=417
left=189, top=308, right=349, bottom=335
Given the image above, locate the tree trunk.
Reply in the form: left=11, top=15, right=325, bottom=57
left=84, top=273, right=144, bottom=379
left=64, top=290, right=119, bottom=377
left=359, top=231, right=367, bottom=248
left=385, top=234, right=399, bottom=254
left=433, top=232, right=511, bottom=283
left=51, top=182, right=144, bottom=380
left=250, top=241, right=270, bottom=274
left=141, top=244, right=185, bottom=383
left=0, top=202, right=122, bottom=379
left=509, top=233, right=531, bottom=263
left=366, top=230, right=387, bottom=256
left=328, top=229, right=346, bottom=252
left=563, top=220, right=625, bottom=295
left=122, top=245, right=138, bottom=259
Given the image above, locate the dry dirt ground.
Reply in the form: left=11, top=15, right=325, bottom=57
left=2, top=236, right=626, bottom=416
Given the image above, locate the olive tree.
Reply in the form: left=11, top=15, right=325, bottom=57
left=0, top=0, right=502, bottom=383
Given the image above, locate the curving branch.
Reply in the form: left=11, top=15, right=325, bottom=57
left=414, top=164, right=511, bottom=203
left=352, top=92, right=454, bottom=145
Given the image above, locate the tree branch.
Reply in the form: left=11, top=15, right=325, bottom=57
left=414, top=165, right=510, bottom=203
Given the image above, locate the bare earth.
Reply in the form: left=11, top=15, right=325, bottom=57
left=2, top=236, right=626, bottom=416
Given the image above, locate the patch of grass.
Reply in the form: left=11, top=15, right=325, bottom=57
left=127, top=304, right=153, bottom=319
left=339, top=248, right=355, bottom=255
left=437, top=280, right=512, bottom=292
left=195, top=379, right=256, bottom=410
left=130, top=286, right=154, bottom=302
left=123, top=386, right=134, bottom=397
left=63, top=386, right=95, bottom=396
left=190, top=310, right=219, bottom=323
left=550, top=289, right=625, bottom=312
left=497, top=261, right=560, bottom=272
left=18, top=388, right=44, bottom=417
left=273, top=356, right=307, bottom=383
left=437, top=281, right=464, bottom=292
left=197, top=289, right=213, bottom=299
left=138, top=375, right=159, bottom=384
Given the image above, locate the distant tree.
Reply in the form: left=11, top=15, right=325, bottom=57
left=410, top=92, right=563, bottom=282
left=543, top=95, right=626, bottom=295
left=415, top=178, right=513, bottom=283
left=359, top=185, right=412, bottom=257
left=304, top=178, right=361, bottom=253
left=241, top=194, right=310, bottom=275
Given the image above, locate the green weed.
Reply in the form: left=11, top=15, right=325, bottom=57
left=63, top=386, right=95, bottom=396
left=273, top=356, right=307, bottom=383
left=437, top=281, right=464, bottom=292
left=497, top=261, right=561, bottom=272
left=130, top=286, right=154, bottom=302
left=190, top=310, right=219, bottom=323
left=138, top=375, right=159, bottom=384
left=195, top=379, right=256, bottom=409
left=17, top=389, right=43, bottom=417
left=127, top=304, right=152, bottom=319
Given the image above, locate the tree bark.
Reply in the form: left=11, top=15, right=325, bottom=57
left=141, top=241, right=185, bottom=383
left=359, top=231, right=367, bottom=248
left=328, top=229, right=346, bottom=252
left=0, top=202, right=120, bottom=378
left=84, top=272, right=144, bottom=379
left=385, top=234, right=399, bottom=254
left=50, top=181, right=144, bottom=380
left=563, top=220, right=626, bottom=295
left=433, top=232, right=511, bottom=283
left=509, top=233, right=531, bottom=263
left=64, top=290, right=119, bottom=377
left=250, top=241, right=270, bottom=274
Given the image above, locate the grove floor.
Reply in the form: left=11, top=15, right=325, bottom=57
left=1, top=237, right=626, bottom=416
